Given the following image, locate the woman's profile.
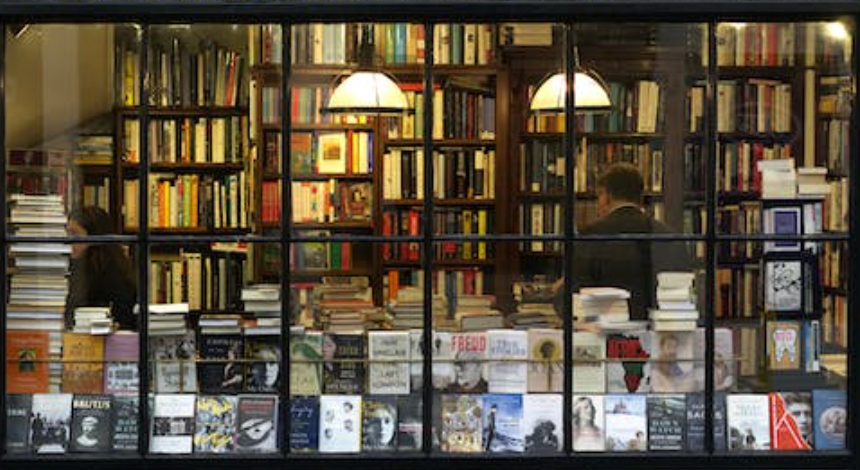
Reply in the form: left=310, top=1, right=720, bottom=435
left=65, top=206, right=137, bottom=330
left=572, top=396, right=603, bottom=451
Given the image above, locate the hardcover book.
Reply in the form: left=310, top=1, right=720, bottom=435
left=571, top=331, right=604, bottom=394
left=767, top=321, right=802, bottom=371
left=150, top=333, right=198, bottom=392
left=6, top=394, right=32, bottom=453
left=244, top=335, right=281, bottom=393
left=765, top=260, right=803, bottom=312
left=650, top=331, right=700, bottom=393
left=150, top=394, right=196, bottom=454
left=290, top=396, right=319, bottom=453
left=362, top=396, right=398, bottom=452
left=290, top=329, right=323, bottom=395
left=769, top=392, right=813, bottom=450
left=522, top=393, right=563, bottom=453
left=408, top=329, right=424, bottom=393
left=323, top=333, right=366, bottom=394
left=397, top=394, right=423, bottom=452
left=529, top=329, right=564, bottom=393
left=198, top=335, right=244, bottom=394
left=318, top=395, right=362, bottom=453
left=368, top=330, right=411, bottom=395
left=104, top=332, right=140, bottom=395
left=62, top=333, right=105, bottom=394
left=235, top=395, right=278, bottom=453
left=70, top=395, right=112, bottom=453
left=112, top=395, right=139, bottom=452
left=647, top=394, right=686, bottom=451
left=727, top=394, right=770, bottom=451
left=605, top=330, right=651, bottom=393
left=812, top=389, right=846, bottom=450
left=486, top=329, right=528, bottom=394
left=5, top=331, right=49, bottom=393
left=30, top=393, right=73, bottom=454
left=194, top=395, right=238, bottom=453
left=482, top=394, right=524, bottom=453
left=446, top=332, right=487, bottom=393
left=572, top=394, right=605, bottom=452
left=604, top=394, right=647, bottom=452
left=440, top=394, right=482, bottom=453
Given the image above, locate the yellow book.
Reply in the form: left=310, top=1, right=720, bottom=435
left=462, top=210, right=473, bottom=259
left=477, top=210, right=487, bottom=259
left=191, top=174, right=199, bottom=228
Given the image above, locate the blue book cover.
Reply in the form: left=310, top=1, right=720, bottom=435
left=482, top=394, right=524, bottom=452
left=394, top=23, right=408, bottom=64
left=813, top=389, right=846, bottom=450
left=290, top=396, right=319, bottom=452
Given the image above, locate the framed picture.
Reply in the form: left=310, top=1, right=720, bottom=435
left=765, top=259, right=803, bottom=312
left=764, top=206, right=801, bottom=253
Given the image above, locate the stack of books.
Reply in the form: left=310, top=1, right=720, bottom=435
left=241, top=284, right=282, bottom=335
left=650, top=272, right=699, bottom=332
left=796, top=167, right=831, bottom=197
left=510, top=279, right=560, bottom=329
left=146, top=303, right=190, bottom=336
left=577, top=287, right=643, bottom=331
left=72, top=307, right=112, bottom=335
left=387, top=286, right=448, bottom=330
left=198, top=313, right=242, bottom=335
left=316, top=277, right=373, bottom=332
left=455, top=295, right=503, bottom=331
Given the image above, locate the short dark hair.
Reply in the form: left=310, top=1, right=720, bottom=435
left=597, top=163, right=644, bottom=203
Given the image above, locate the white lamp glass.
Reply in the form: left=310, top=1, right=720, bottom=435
left=530, top=70, right=612, bottom=113
left=326, top=71, right=409, bottom=115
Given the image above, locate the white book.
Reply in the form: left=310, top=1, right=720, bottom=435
left=368, top=330, right=410, bottom=395
left=726, top=394, right=770, bottom=451
left=150, top=394, right=196, bottom=454
left=527, top=328, right=564, bottom=393
left=572, top=332, right=605, bottom=394
left=318, top=395, right=361, bottom=453
left=522, top=394, right=564, bottom=453
left=486, top=329, right=528, bottom=394
left=573, top=394, right=605, bottom=452
left=604, top=394, right=647, bottom=452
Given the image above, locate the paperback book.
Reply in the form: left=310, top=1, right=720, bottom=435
left=362, top=396, right=398, bottom=451
left=318, top=395, right=361, bottom=453
left=647, top=394, right=686, bottom=451
left=194, top=395, right=238, bottom=453
left=572, top=394, right=605, bottom=452
left=604, top=394, right=647, bottom=452
left=290, top=396, right=320, bottom=453
left=70, top=394, right=112, bottom=452
left=440, top=394, right=482, bottom=453
left=812, top=389, right=846, bottom=450
left=522, top=393, right=563, bottom=453
left=30, top=393, right=73, bottom=454
left=482, top=394, right=524, bottom=453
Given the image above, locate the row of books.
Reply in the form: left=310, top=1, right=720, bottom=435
left=258, top=85, right=369, bottom=126
left=291, top=23, right=429, bottom=66
left=122, top=174, right=248, bottom=230
left=717, top=142, right=792, bottom=192
left=287, top=181, right=373, bottom=223
left=589, top=81, right=663, bottom=134
left=822, top=119, right=849, bottom=175
left=386, top=90, right=426, bottom=140
left=291, top=237, right=353, bottom=271
left=576, top=140, right=664, bottom=193
left=434, top=83, right=497, bottom=140
left=149, top=250, right=246, bottom=311
left=433, top=23, right=495, bottom=66
left=715, top=23, right=797, bottom=67
left=382, top=148, right=497, bottom=200
left=122, top=116, right=248, bottom=164
left=717, top=80, right=792, bottom=133
left=519, top=202, right=563, bottom=254
left=80, top=177, right=111, bottom=213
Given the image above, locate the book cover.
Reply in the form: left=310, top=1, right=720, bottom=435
left=764, top=206, right=801, bottom=252
left=198, top=334, right=244, bottom=394
left=605, top=330, right=651, bottom=393
left=318, top=395, right=362, bottom=453
left=482, top=394, right=524, bottom=453
left=571, top=331, right=604, bottom=394
left=409, top=329, right=424, bottom=393
left=650, top=331, right=700, bottom=393
left=765, top=260, right=803, bottom=312
left=486, top=329, right=528, bottom=394
left=112, top=395, right=139, bottom=452
left=446, top=332, right=487, bottom=393
left=572, top=394, right=605, bottom=452
left=769, top=392, right=813, bottom=450
left=440, top=394, right=482, bottom=453
left=245, top=335, right=281, bottom=393
left=727, top=394, right=770, bottom=451
left=150, top=394, right=196, bottom=454
left=368, top=330, right=411, bottom=395
left=317, top=132, right=347, bottom=174
left=714, top=328, right=736, bottom=390
left=62, top=333, right=105, bottom=394
left=290, top=396, right=319, bottom=453
left=30, top=393, right=73, bottom=454
left=290, top=330, right=323, bottom=395
left=150, top=333, right=198, bottom=392
left=362, top=396, right=398, bottom=452
left=767, top=321, right=802, bottom=371
left=104, top=332, right=140, bottom=395
left=6, top=394, right=32, bottom=453
left=323, top=333, right=366, bottom=394
left=522, top=393, right=563, bottom=453
left=714, top=391, right=728, bottom=451
left=236, top=395, right=278, bottom=453
left=5, top=331, right=49, bottom=393
left=194, top=395, right=238, bottom=453
left=647, top=394, right=686, bottom=451
left=397, top=394, right=423, bottom=452
left=604, top=394, right=647, bottom=452
left=812, top=389, right=846, bottom=450
left=70, top=394, right=112, bottom=452
left=431, top=331, right=454, bottom=392
left=527, top=329, right=564, bottom=393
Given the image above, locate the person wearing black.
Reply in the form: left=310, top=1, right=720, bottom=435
left=556, top=163, right=692, bottom=320
left=65, top=206, right=138, bottom=330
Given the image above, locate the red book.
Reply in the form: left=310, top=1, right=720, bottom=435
left=769, top=392, right=813, bottom=450
left=408, top=210, right=421, bottom=261
left=382, top=213, right=393, bottom=260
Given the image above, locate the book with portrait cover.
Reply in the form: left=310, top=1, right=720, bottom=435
left=62, top=333, right=105, bottom=394
left=111, top=395, right=139, bottom=452
left=290, top=396, right=319, bottom=453
left=647, top=394, right=686, bottom=451
left=446, top=332, right=487, bottom=393
left=368, top=330, right=410, bottom=395
left=812, top=389, right=846, bottom=450
left=104, top=332, right=139, bottom=395
left=150, top=332, right=198, bottom=392
left=486, top=329, right=528, bottom=394
left=604, top=394, right=647, bottom=452
left=30, top=393, right=73, bottom=454
left=323, top=333, right=366, bottom=395
left=571, top=331, right=604, bottom=394
left=397, top=394, right=423, bottom=452
left=6, top=394, right=32, bottom=453
left=236, top=395, right=278, bottom=453
left=362, top=396, right=398, bottom=452
left=5, top=331, right=49, bottom=393
left=198, top=335, right=244, bottom=394
left=70, top=394, right=112, bottom=452
left=194, top=395, right=238, bottom=453
left=769, top=392, right=812, bottom=450
left=572, top=394, right=605, bottom=452
left=244, top=335, right=281, bottom=393
left=726, top=394, right=770, bottom=451
left=650, top=331, right=700, bottom=393
left=150, top=394, right=196, bottom=454
left=482, top=393, right=524, bottom=453
left=605, top=330, right=651, bottom=393
left=318, top=395, right=362, bottom=453
left=440, top=394, right=482, bottom=453
left=290, top=329, right=323, bottom=395
left=522, top=393, right=563, bottom=454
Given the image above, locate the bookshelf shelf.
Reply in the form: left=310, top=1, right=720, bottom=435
left=291, top=173, right=374, bottom=181
left=116, top=106, right=248, bottom=117
left=291, top=269, right=374, bottom=278
left=122, top=162, right=245, bottom=172
left=262, top=123, right=376, bottom=132
left=293, top=221, right=374, bottom=230
left=383, top=259, right=496, bottom=268
left=123, top=227, right=251, bottom=235
left=382, top=198, right=496, bottom=207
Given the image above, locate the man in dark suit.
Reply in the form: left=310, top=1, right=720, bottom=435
left=557, top=163, right=692, bottom=320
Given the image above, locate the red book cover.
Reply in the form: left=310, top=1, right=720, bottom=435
left=408, top=210, right=421, bottom=261
left=6, top=331, right=50, bottom=393
left=770, top=392, right=813, bottom=450
left=382, top=213, right=393, bottom=260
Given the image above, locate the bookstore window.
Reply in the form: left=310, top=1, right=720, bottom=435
left=1, top=17, right=854, bottom=462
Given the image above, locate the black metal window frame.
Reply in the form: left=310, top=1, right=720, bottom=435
left=0, top=3, right=857, bottom=470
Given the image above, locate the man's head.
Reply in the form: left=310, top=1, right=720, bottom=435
left=783, top=392, right=813, bottom=443
left=596, top=163, right=644, bottom=216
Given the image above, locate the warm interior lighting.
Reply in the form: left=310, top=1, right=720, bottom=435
left=529, top=69, right=612, bottom=113
left=825, top=21, right=850, bottom=40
